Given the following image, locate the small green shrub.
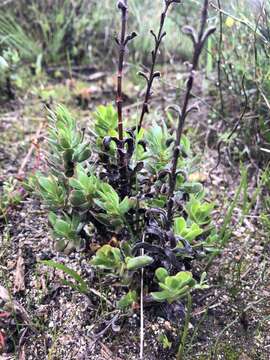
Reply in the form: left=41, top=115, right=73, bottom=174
left=33, top=2, right=216, bottom=357
left=151, top=268, right=207, bottom=303
left=34, top=0, right=216, bottom=298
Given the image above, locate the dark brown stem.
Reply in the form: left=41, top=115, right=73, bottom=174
left=116, top=0, right=128, bottom=141
left=138, top=1, right=180, bottom=131
left=167, top=0, right=215, bottom=225
left=114, top=1, right=137, bottom=198
left=6, top=76, right=15, bottom=100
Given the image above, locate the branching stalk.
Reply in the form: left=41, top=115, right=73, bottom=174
left=116, top=0, right=137, bottom=140
left=114, top=0, right=137, bottom=198
left=138, top=0, right=181, bottom=131
left=167, top=0, right=215, bottom=225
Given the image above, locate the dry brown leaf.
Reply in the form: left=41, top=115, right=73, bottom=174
left=188, top=172, right=208, bottom=182
left=100, top=343, right=123, bottom=360
left=13, top=251, right=25, bottom=294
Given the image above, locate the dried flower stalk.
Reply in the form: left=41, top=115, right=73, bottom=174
left=167, top=0, right=216, bottom=224
left=138, top=0, right=181, bottom=131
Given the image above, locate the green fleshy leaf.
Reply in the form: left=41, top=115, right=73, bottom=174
left=126, top=255, right=154, bottom=271
left=155, top=267, right=169, bottom=283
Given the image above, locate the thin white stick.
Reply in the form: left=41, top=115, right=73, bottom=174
left=140, top=232, right=145, bottom=360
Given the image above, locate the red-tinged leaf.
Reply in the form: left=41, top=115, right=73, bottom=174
left=0, top=311, right=10, bottom=318
left=0, top=331, right=5, bottom=351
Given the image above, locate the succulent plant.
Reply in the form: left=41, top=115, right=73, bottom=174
left=151, top=268, right=196, bottom=303
left=184, top=196, right=215, bottom=226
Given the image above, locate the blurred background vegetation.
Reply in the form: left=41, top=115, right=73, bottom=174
left=0, top=0, right=269, bottom=165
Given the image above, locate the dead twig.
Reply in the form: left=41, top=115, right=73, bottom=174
left=17, top=122, right=44, bottom=178
left=100, top=343, right=124, bottom=360
left=167, top=0, right=216, bottom=225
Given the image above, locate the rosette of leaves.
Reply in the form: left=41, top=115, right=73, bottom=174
left=151, top=268, right=196, bottom=303
left=92, top=120, right=145, bottom=199
left=142, top=122, right=192, bottom=174
left=184, top=195, right=215, bottom=226
left=48, top=212, right=83, bottom=252
left=142, top=123, right=174, bottom=175
left=37, top=175, right=66, bottom=209
left=93, top=104, right=118, bottom=141
left=93, top=183, right=136, bottom=228
left=151, top=268, right=208, bottom=303
left=92, top=105, right=114, bottom=176
left=138, top=122, right=201, bottom=209
left=143, top=122, right=192, bottom=175
left=69, top=164, right=98, bottom=210
left=174, top=217, right=203, bottom=243
left=47, top=105, right=91, bottom=177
